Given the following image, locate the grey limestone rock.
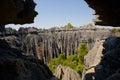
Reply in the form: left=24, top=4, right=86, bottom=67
left=4, top=27, right=111, bottom=63
left=54, top=65, right=81, bottom=80
left=0, top=39, right=53, bottom=80
left=83, top=37, right=120, bottom=80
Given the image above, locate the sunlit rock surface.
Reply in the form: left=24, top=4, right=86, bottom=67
left=83, top=37, right=120, bottom=80
left=54, top=65, right=81, bottom=80
left=82, top=39, right=104, bottom=80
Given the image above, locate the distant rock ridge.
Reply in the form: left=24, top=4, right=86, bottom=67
left=2, top=27, right=111, bottom=63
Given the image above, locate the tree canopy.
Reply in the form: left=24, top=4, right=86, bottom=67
left=64, top=23, right=74, bottom=28
left=48, top=43, right=88, bottom=76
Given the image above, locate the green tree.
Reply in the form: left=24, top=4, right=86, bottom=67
left=87, top=23, right=94, bottom=27
left=48, top=43, right=88, bottom=76
left=64, top=23, right=74, bottom=28
left=77, top=43, right=88, bottom=62
left=112, top=28, right=120, bottom=33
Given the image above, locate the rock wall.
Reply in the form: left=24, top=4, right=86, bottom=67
left=2, top=27, right=111, bottom=63
left=83, top=37, right=120, bottom=80
left=0, top=39, right=56, bottom=80
left=82, top=40, right=104, bottom=80
left=39, top=28, right=111, bottom=63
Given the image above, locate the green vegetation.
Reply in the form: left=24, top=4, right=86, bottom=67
left=64, top=23, right=74, bottom=28
left=80, top=23, right=95, bottom=29
left=111, top=28, right=120, bottom=33
left=48, top=43, right=88, bottom=76
left=86, top=23, right=94, bottom=27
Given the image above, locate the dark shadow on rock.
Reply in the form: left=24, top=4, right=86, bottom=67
left=84, top=36, right=120, bottom=80
left=0, top=39, right=55, bottom=80
left=84, top=72, right=95, bottom=80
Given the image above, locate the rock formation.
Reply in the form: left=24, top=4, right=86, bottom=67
left=83, top=37, right=120, bottom=80
left=0, top=1, right=58, bottom=80
left=85, top=0, right=120, bottom=26
left=0, top=0, right=61, bottom=80
left=82, top=39, right=104, bottom=80
left=0, top=39, right=57, bottom=80
left=54, top=65, right=81, bottom=80
left=0, top=0, right=37, bottom=25
left=2, top=27, right=111, bottom=63
left=1, top=1, right=120, bottom=80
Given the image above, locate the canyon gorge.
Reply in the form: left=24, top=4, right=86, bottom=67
left=1, top=27, right=111, bottom=63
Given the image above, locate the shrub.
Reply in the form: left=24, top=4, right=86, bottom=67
left=48, top=43, right=88, bottom=76
left=64, top=23, right=74, bottom=28
left=112, top=28, right=120, bottom=33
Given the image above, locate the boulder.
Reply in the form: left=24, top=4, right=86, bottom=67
left=54, top=65, right=81, bottom=80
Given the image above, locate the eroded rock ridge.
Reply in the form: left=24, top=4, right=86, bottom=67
left=1, top=27, right=111, bottom=63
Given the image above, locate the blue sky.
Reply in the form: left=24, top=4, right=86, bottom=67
left=6, top=0, right=94, bottom=29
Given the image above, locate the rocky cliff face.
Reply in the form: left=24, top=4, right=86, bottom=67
left=83, top=37, right=120, bottom=80
left=54, top=65, right=81, bottom=80
left=0, top=39, right=56, bottom=80
left=82, top=39, right=104, bottom=80
left=3, top=27, right=111, bottom=63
